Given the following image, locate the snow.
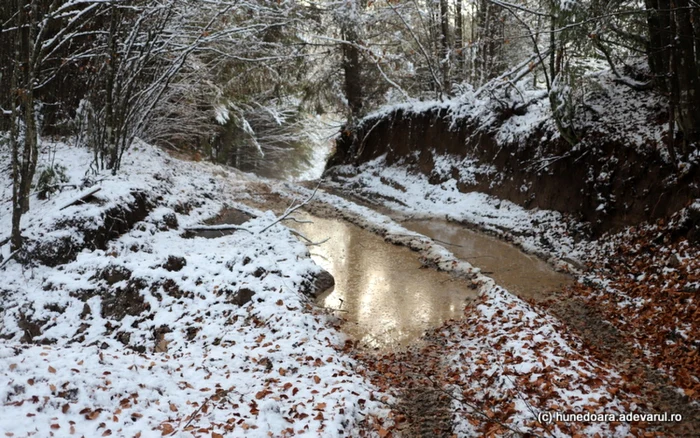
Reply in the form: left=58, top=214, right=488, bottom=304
left=0, top=142, right=388, bottom=437
left=352, top=65, right=670, bottom=165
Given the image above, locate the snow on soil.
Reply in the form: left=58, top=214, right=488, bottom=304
left=358, top=66, right=669, bottom=159
left=0, top=142, right=388, bottom=437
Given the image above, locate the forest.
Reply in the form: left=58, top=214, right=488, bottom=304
left=3, top=0, right=699, bottom=250
left=0, top=0, right=699, bottom=436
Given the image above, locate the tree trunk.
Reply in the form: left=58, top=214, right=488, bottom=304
left=10, top=0, right=39, bottom=251
left=671, top=0, right=700, bottom=148
left=439, top=0, right=451, bottom=94
left=455, top=0, right=464, bottom=78
left=645, top=0, right=672, bottom=90
left=10, top=2, right=22, bottom=251
left=342, top=26, right=363, bottom=119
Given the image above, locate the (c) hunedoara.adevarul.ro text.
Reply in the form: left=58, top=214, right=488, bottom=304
left=537, top=411, right=683, bottom=424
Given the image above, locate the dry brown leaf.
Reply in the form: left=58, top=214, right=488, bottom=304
left=160, top=423, right=174, bottom=435
left=48, top=366, right=57, bottom=374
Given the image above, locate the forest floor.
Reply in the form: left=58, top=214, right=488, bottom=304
left=0, top=143, right=391, bottom=438
left=1, top=142, right=698, bottom=437
left=323, top=157, right=700, bottom=436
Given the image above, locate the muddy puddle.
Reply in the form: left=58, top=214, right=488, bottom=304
left=287, top=213, right=478, bottom=351
left=402, top=220, right=572, bottom=301
left=197, top=204, right=570, bottom=351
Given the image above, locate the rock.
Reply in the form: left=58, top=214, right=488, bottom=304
left=227, top=288, right=256, bottom=306
left=162, top=213, right=178, bottom=230
left=160, top=279, right=184, bottom=298
left=153, top=325, right=172, bottom=353
left=18, top=313, right=43, bottom=343
left=100, top=265, right=132, bottom=285
left=205, top=208, right=254, bottom=226
left=300, top=269, right=335, bottom=297
left=253, top=267, right=267, bottom=278
left=80, top=303, right=91, bottom=319
left=667, top=253, right=682, bottom=268
left=186, top=326, right=200, bottom=341
left=163, top=256, right=186, bottom=272
left=116, top=331, right=131, bottom=346
left=101, top=279, right=151, bottom=321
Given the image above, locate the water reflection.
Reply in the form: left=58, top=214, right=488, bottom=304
left=402, top=220, right=572, bottom=301
left=288, top=213, right=478, bottom=350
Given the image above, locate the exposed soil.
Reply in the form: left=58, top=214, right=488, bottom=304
left=327, top=108, right=700, bottom=236
left=545, top=298, right=700, bottom=436
left=353, top=340, right=455, bottom=438
left=19, top=190, right=153, bottom=266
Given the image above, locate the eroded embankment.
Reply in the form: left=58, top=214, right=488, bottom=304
left=327, top=102, right=699, bottom=236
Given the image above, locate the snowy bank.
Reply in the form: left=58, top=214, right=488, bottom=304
left=0, top=142, right=388, bottom=437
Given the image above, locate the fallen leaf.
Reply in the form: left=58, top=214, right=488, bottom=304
left=160, top=423, right=174, bottom=435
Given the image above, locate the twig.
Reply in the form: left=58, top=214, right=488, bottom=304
left=289, top=229, right=330, bottom=246
left=282, top=216, right=314, bottom=225
left=184, top=224, right=252, bottom=233
left=259, top=182, right=321, bottom=234
left=59, top=187, right=102, bottom=210
left=423, top=374, right=537, bottom=437
left=0, top=250, right=19, bottom=270
left=176, top=387, right=235, bottom=435
left=485, top=339, right=556, bottom=438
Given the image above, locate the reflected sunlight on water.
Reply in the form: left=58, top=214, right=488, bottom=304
left=288, top=213, right=478, bottom=351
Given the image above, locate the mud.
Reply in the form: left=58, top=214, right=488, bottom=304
left=403, top=219, right=572, bottom=301
left=286, top=212, right=478, bottom=350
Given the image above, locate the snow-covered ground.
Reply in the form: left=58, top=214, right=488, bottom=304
left=0, top=142, right=388, bottom=437
left=2, top=138, right=693, bottom=437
